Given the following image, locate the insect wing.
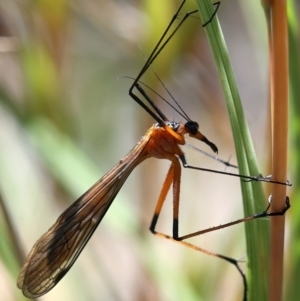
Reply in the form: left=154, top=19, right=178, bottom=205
left=17, top=137, right=150, bottom=297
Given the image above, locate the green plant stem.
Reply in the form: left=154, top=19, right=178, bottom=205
left=195, top=1, right=270, bottom=300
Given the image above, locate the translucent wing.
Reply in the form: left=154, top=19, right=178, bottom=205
left=17, top=135, right=151, bottom=298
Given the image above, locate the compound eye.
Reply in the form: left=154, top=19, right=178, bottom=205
left=184, top=121, right=199, bottom=135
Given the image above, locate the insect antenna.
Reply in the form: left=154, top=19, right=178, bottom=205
left=146, top=63, right=192, bottom=122
left=122, top=75, right=190, bottom=122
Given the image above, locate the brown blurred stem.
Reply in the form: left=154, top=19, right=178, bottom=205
left=262, top=1, right=289, bottom=301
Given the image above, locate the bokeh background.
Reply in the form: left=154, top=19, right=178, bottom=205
left=0, top=1, right=299, bottom=301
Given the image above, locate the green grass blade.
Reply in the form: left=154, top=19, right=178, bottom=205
left=194, top=1, right=270, bottom=300
left=285, top=0, right=300, bottom=299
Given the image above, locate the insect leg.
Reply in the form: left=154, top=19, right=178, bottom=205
left=149, top=157, right=248, bottom=301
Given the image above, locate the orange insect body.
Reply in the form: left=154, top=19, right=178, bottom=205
left=17, top=121, right=214, bottom=298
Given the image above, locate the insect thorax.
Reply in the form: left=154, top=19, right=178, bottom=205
left=155, top=121, right=180, bottom=132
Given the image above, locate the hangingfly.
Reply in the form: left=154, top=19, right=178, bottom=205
left=17, top=1, right=221, bottom=297
left=17, top=1, right=289, bottom=300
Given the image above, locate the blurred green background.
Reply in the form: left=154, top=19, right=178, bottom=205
left=0, top=0, right=299, bottom=301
